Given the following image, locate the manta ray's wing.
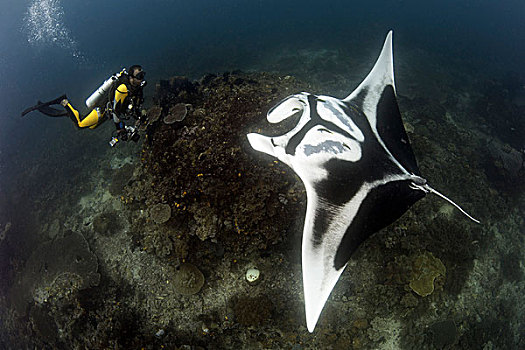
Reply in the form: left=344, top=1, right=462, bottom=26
left=301, top=31, right=426, bottom=332
left=247, top=31, right=426, bottom=333
left=344, top=30, right=420, bottom=176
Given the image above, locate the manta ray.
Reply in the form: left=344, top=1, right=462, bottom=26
left=247, top=31, right=479, bottom=332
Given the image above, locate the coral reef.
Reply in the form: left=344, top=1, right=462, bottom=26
left=143, top=230, right=189, bottom=259
left=367, top=316, right=401, bottom=349
left=29, top=305, right=59, bottom=344
left=245, top=267, right=260, bottom=284
left=500, top=250, right=524, bottom=282
left=130, top=72, right=308, bottom=256
left=475, top=76, right=525, bottom=151
left=483, top=140, right=524, bottom=192
left=189, top=203, right=219, bottom=241
left=155, top=76, right=199, bottom=108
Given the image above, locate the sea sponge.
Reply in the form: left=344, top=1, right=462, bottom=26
left=409, top=252, right=446, bottom=297
left=150, top=203, right=171, bottom=224
left=173, top=263, right=204, bottom=295
left=164, top=103, right=188, bottom=124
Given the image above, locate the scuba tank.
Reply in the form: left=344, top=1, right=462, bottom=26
left=85, top=68, right=127, bottom=109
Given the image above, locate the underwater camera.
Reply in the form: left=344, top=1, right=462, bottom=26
left=128, top=126, right=140, bottom=142
left=109, top=125, right=140, bottom=147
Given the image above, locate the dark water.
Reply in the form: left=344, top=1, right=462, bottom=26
left=0, top=0, right=524, bottom=348
left=1, top=0, right=524, bottom=142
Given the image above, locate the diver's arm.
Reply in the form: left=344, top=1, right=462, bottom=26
left=130, top=88, right=145, bottom=122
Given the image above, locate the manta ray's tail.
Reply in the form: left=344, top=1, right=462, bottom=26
left=410, top=182, right=480, bottom=224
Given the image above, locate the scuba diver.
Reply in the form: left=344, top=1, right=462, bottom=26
left=21, top=65, right=147, bottom=147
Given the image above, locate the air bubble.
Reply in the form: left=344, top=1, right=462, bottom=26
left=23, top=0, right=85, bottom=60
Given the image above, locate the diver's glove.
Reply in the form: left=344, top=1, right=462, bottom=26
left=115, top=120, right=127, bottom=140
left=117, top=128, right=128, bottom=141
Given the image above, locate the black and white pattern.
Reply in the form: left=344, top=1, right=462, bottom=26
left=247, top=31, right=478, bottom=332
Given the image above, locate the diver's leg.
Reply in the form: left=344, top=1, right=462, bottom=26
left=78, top=108, right=102, bottom=129
left=87, top=110, right=108, bottom=129
left=61, top=99, right=83, bottom=128
left=61, top=99, right=103, bottom=129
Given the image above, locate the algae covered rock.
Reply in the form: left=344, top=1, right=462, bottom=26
left=484, top=141, right=525, bottom=190
left=109, top=163, right=135, bottom=196
left=233, top=295, right=274, bottom=326
left=430, top=320, right=457, bottom=348
left=173, top=262, right=204, bottom=295
left=9, top=231, right=100, bottom=316
left=0, top=221, right=11, bottom=244
left=409, top=251, right=446, bottom=297
left=93, top=211, right=123, bottom=236
left=29, top=305, right=59, bottom=344
left=150, top=203, right=172, bottom=224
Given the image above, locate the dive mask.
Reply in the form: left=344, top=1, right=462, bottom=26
left=133, top=71, right=146, bottom=80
